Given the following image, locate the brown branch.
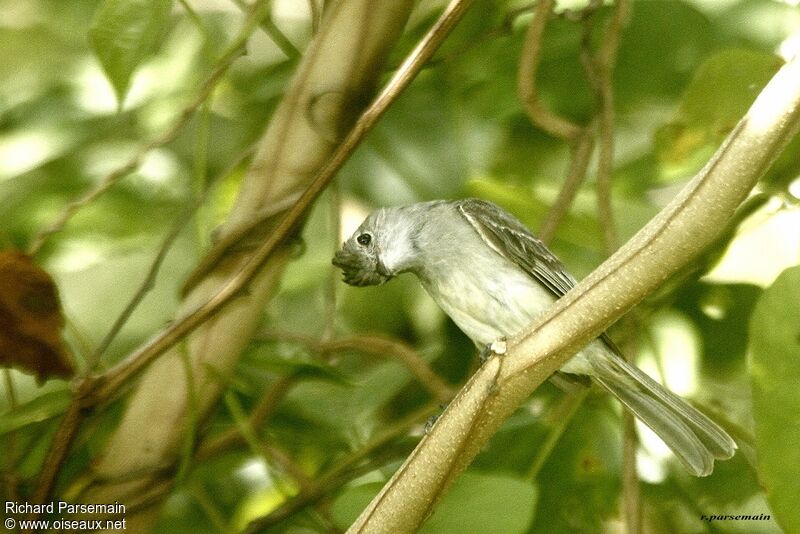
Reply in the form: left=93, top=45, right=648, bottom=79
left=322, top=186, right=341, bottom=342
left=77, top=0, right=476, bottom=409
left=87, top=150, right=253, bottom=370
left=537, top=123, right=596, bottom=244
left=588, top=0, right=630, bottom=253
left=518, top=0, right=583, bottom=142
left=621, top=315, right=642, bottom=534
left=23, top=399, right=84, bottom=529
left=258, top=331, right=455, bottom=404
left=321, top=336, right=455, bottom=403
left=26, top=0, right=271, bottom=257
left=2, top=369, right=19, bottom=498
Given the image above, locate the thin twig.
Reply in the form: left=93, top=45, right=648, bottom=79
left=195, top=375, right=295, bottom=460
left=518, top=0, right=582, bottom=142
left=622, top=412, right=641, bottom=532
left=2, top=370, right=18, bottom=488
left=27, top=0, right=271, bottom=257
left=190, top=481, right=232, bottom=533
left=429, top=2, right=537, bottom=67
left=178, top=0, right=213, bottom=44
left=519, top=0, right=599, bottom=244
left=23, top=3, right=273, bottom=516
left=538, top=123, right=596, bottom=244
left=222, top=391, right=304, bottom=497
left=526, top=388, right=588, bottom=479
left=78, top=0, right=475, bottom=408
left=245, top=402, right=437, bottom=532
left=86, top=150, right=252, bottom=369
left=230, top=0, right=302, bottom=59
left=322, top=186, right=341, bottom=342
left=588, top=0, right=630, bottom=254
left=584, top=2, right=636, bottom=530
left=258, top=331, right=455, bottom=403
left=321, top=336, right=454, bottom=403
left=23, top=399, right=84, bottom=528
left=621, top=316, right=641, bottom=534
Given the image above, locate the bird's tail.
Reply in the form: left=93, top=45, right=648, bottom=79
left=589, top=351, right=736, bottom=477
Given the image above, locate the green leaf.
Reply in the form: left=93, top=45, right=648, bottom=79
left=679, top=49, right=783, bottom=131
left=331, top=472, right=537, bottom=533
left=0, top=388, right=72, bottom=436
left=656, top=49, right=783, bottom=170
left=749, top=265, right=800, bottom=534
left=88, top=0, right=175, bottom=106
left=420, top=472, right=537, bottom=533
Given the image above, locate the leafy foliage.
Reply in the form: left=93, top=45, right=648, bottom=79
left=88, top=0, right=176, bottom=105
left=0, top=0, right=798, bottom=533
left=749, top=266, right=800, bottom=534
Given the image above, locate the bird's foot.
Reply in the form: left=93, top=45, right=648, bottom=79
left=479, top=337, right=508, bottom=363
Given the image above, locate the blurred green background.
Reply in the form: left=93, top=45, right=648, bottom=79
left=1, top=0, right=800, bottom=532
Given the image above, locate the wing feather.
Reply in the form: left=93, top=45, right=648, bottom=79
left=457, top=198, right=620, bottom=351
left=456, top=198, right=577, bottom=297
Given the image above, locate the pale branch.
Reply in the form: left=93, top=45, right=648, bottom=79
left=87, top=150, right=253, bottom=369
left=518, top=0, right=583, bottom=142
left=26, top=0, right=272, bottom=257
left=77, top=0, right=476, bottom=409
left=347, top=49, right=800, bottom=533
left=586, top=1, right=637, bottom=528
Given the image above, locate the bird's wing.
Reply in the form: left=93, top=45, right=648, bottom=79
left=456, top=198, right=578, bottom=298
left=457, top=198, right=621, bottom=353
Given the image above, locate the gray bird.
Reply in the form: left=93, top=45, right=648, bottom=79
left=332, top=198, right=736, bottom=476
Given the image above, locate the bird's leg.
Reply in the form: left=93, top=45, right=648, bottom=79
left=478, top=337, right=508, bottom=363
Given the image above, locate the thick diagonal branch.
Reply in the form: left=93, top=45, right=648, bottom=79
left=348, top=51, right=800, bottom=533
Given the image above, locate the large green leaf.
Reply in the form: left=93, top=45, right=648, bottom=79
left=655, top=49, right=783, bottom=170
left=749, top=265, right=800, bottom=533
left=332, top=472, right=537, bottom=533
left=88, top=0, right=175, bottom=106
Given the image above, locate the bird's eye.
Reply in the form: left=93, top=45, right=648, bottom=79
left=356, top=233, right=372, bottom=246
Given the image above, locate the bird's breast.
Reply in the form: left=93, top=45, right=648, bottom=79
left=421, top=258, right=557, bottom=346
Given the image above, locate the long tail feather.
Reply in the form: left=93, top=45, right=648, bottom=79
left=589, top=351, right=736, bottom=477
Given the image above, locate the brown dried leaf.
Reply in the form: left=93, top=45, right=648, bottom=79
left=0, top=250, right=74, bottom=382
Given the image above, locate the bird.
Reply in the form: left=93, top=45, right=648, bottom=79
left=332, top=197, right=736, bottom=476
